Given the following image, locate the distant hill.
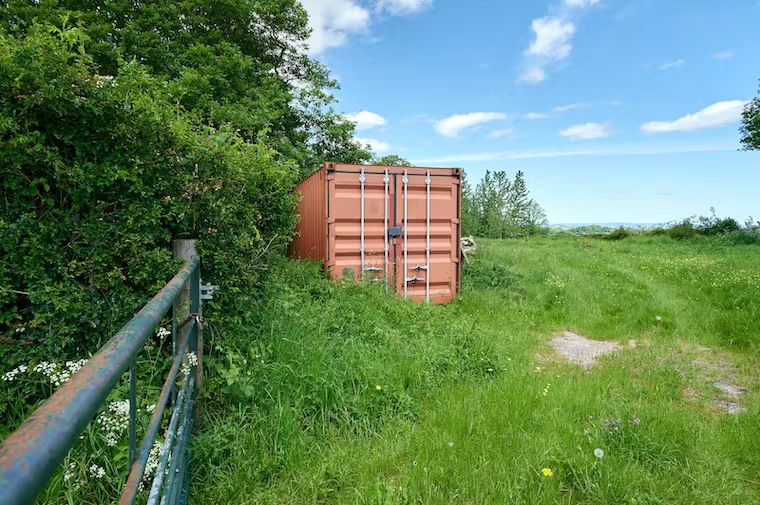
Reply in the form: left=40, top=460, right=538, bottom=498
left=551, top=222, right=663, bottom=230
left=549, top=223, right=664, bottom=236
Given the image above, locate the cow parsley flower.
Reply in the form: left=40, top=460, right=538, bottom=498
left=97, top=400, right=130, bottom=446
left=89, top=464, right=106, bottom=479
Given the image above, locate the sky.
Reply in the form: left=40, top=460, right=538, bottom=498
left=299, top=0, right=760, bottom=224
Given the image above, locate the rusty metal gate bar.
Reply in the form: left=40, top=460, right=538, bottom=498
left=0, top=251, right=204, bottom=505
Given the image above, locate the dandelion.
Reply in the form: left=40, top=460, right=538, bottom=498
left=375, top=384, right=382, bottom=391
left=594, top=448, right=604, bottom=459
left=541, top=467, right=553, bottom=477
left=655, top=315, right=662, bottom=322
left=89, top=464, right=106, bottom=479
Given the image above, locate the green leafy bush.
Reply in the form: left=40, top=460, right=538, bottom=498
left=0, top=26, right=298, bottom=367
left=604, top=226, right=634, bottom=241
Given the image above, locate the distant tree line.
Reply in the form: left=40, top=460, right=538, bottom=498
left=462, top=170, right=548, bottom=238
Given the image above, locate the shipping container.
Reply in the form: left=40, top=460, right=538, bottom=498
left=288, top=162, right=462, bottom=304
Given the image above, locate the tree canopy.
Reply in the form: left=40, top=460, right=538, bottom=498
left=741, top=83, right=760, bottom=150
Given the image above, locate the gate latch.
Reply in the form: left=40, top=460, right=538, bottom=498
left=388, top=226, right=402, bottom=238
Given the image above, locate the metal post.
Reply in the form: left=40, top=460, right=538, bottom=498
left=425, top=170, right=431, bottom=304
left=359, top=168, right=365, bottom=280
left=173, top=239, right=202, bottom=389
left=128, top=359, right=137, bottom=466
left=403, top=170, right=408, bottom=299
left=383, top=169, right=389, bottom=293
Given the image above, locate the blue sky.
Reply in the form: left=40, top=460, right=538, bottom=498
left=300, top=0, right=760, bottom=223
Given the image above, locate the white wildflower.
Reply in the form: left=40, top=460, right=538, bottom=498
left=89, top=464, right=106, bottom=479
left=594, top=448, right=605, bottom=459
left=2, top=365, right=28, bottom=382
left=145, top=403, right=156, bottom=414
left=96, top=400, right=130, bottom=446
left=181, top=352, right=198, bottom=378
left=15, top=327, right=25, bottom=333
left=142, top=441, right=163, bottom=483
left=155, top=327, right=171, bottom=339
left=655, top=315, right=662, bottom=322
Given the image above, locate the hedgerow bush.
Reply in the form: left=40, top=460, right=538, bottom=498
left=0, top=25, right=297, bottom=366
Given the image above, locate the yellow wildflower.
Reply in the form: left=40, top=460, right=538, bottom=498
left=375, top=384, right=382, bottom=391
left=542, top=467, right=553, bottom=477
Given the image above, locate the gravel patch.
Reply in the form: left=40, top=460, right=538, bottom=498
left=549, top=331, right=622, bottom=369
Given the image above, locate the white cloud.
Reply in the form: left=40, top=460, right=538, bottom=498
left=565, top=0, right=600, bottom=7
left=355, top=137, right=391, bottom=152
left=553, top=103, right=586, bottom=112
left=524, top=112, right=551, bottom=120
left=376, top=0, right=432, bottom=15
left=519, top=67, right=546, bottom=83
left=560, top=122, right=611, bottom=140
left=300, top=0, right=370, bottom=55
left=344, top=110, right=387, bottom=130
left=519, top=0, right=599, bottom=84
left=712, top=50, right=734, bottom=60
left=434, top=112, right=507, bottom=137
left=414, top=143, right=736, bottom=164
left=656, top=59, right=685, bottom=71
left=641, top=100, right=747, bottom=133
left=489, top=128, right=514, bottom=139
left=300, top=0, right=432, bottom=55
left=527, top=17, right=576, bottom=60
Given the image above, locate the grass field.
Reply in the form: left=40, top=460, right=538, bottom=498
left=191, top=236, right=760, bottom=504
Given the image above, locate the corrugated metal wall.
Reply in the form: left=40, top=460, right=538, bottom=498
left=288, top=167, right=326, bottom=263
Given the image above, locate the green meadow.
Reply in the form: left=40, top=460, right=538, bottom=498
left=191, top=236, right=760, bottom=504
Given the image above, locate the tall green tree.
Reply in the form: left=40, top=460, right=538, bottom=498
left=741, top=83, right=760, bottom=150
left=371, top=154, right=412, bottom=166
left=463, top=170, right=547, bottom=238
left=0, top=0, right=371, bottom=174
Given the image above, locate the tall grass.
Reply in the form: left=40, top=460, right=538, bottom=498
left=190, top=237, right=759, bottom=504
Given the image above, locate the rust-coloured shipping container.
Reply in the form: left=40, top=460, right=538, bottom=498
left=289, top=162, right=462, bottom=304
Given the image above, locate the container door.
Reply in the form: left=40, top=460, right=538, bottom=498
left=329, top=168, right=393, bottom=289
left=394, top=170, right=459, bottom=303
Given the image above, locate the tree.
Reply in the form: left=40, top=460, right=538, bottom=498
left=371, top=154, right=412, bottom=166
left=740, top=83, right=760, bottom=150
left=0, top=0, right=370, bottom=175
left=462, top=170, right=548, bottom=238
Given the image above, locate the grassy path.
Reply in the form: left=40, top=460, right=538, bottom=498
left=191, top=236, right=759, bottom=504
